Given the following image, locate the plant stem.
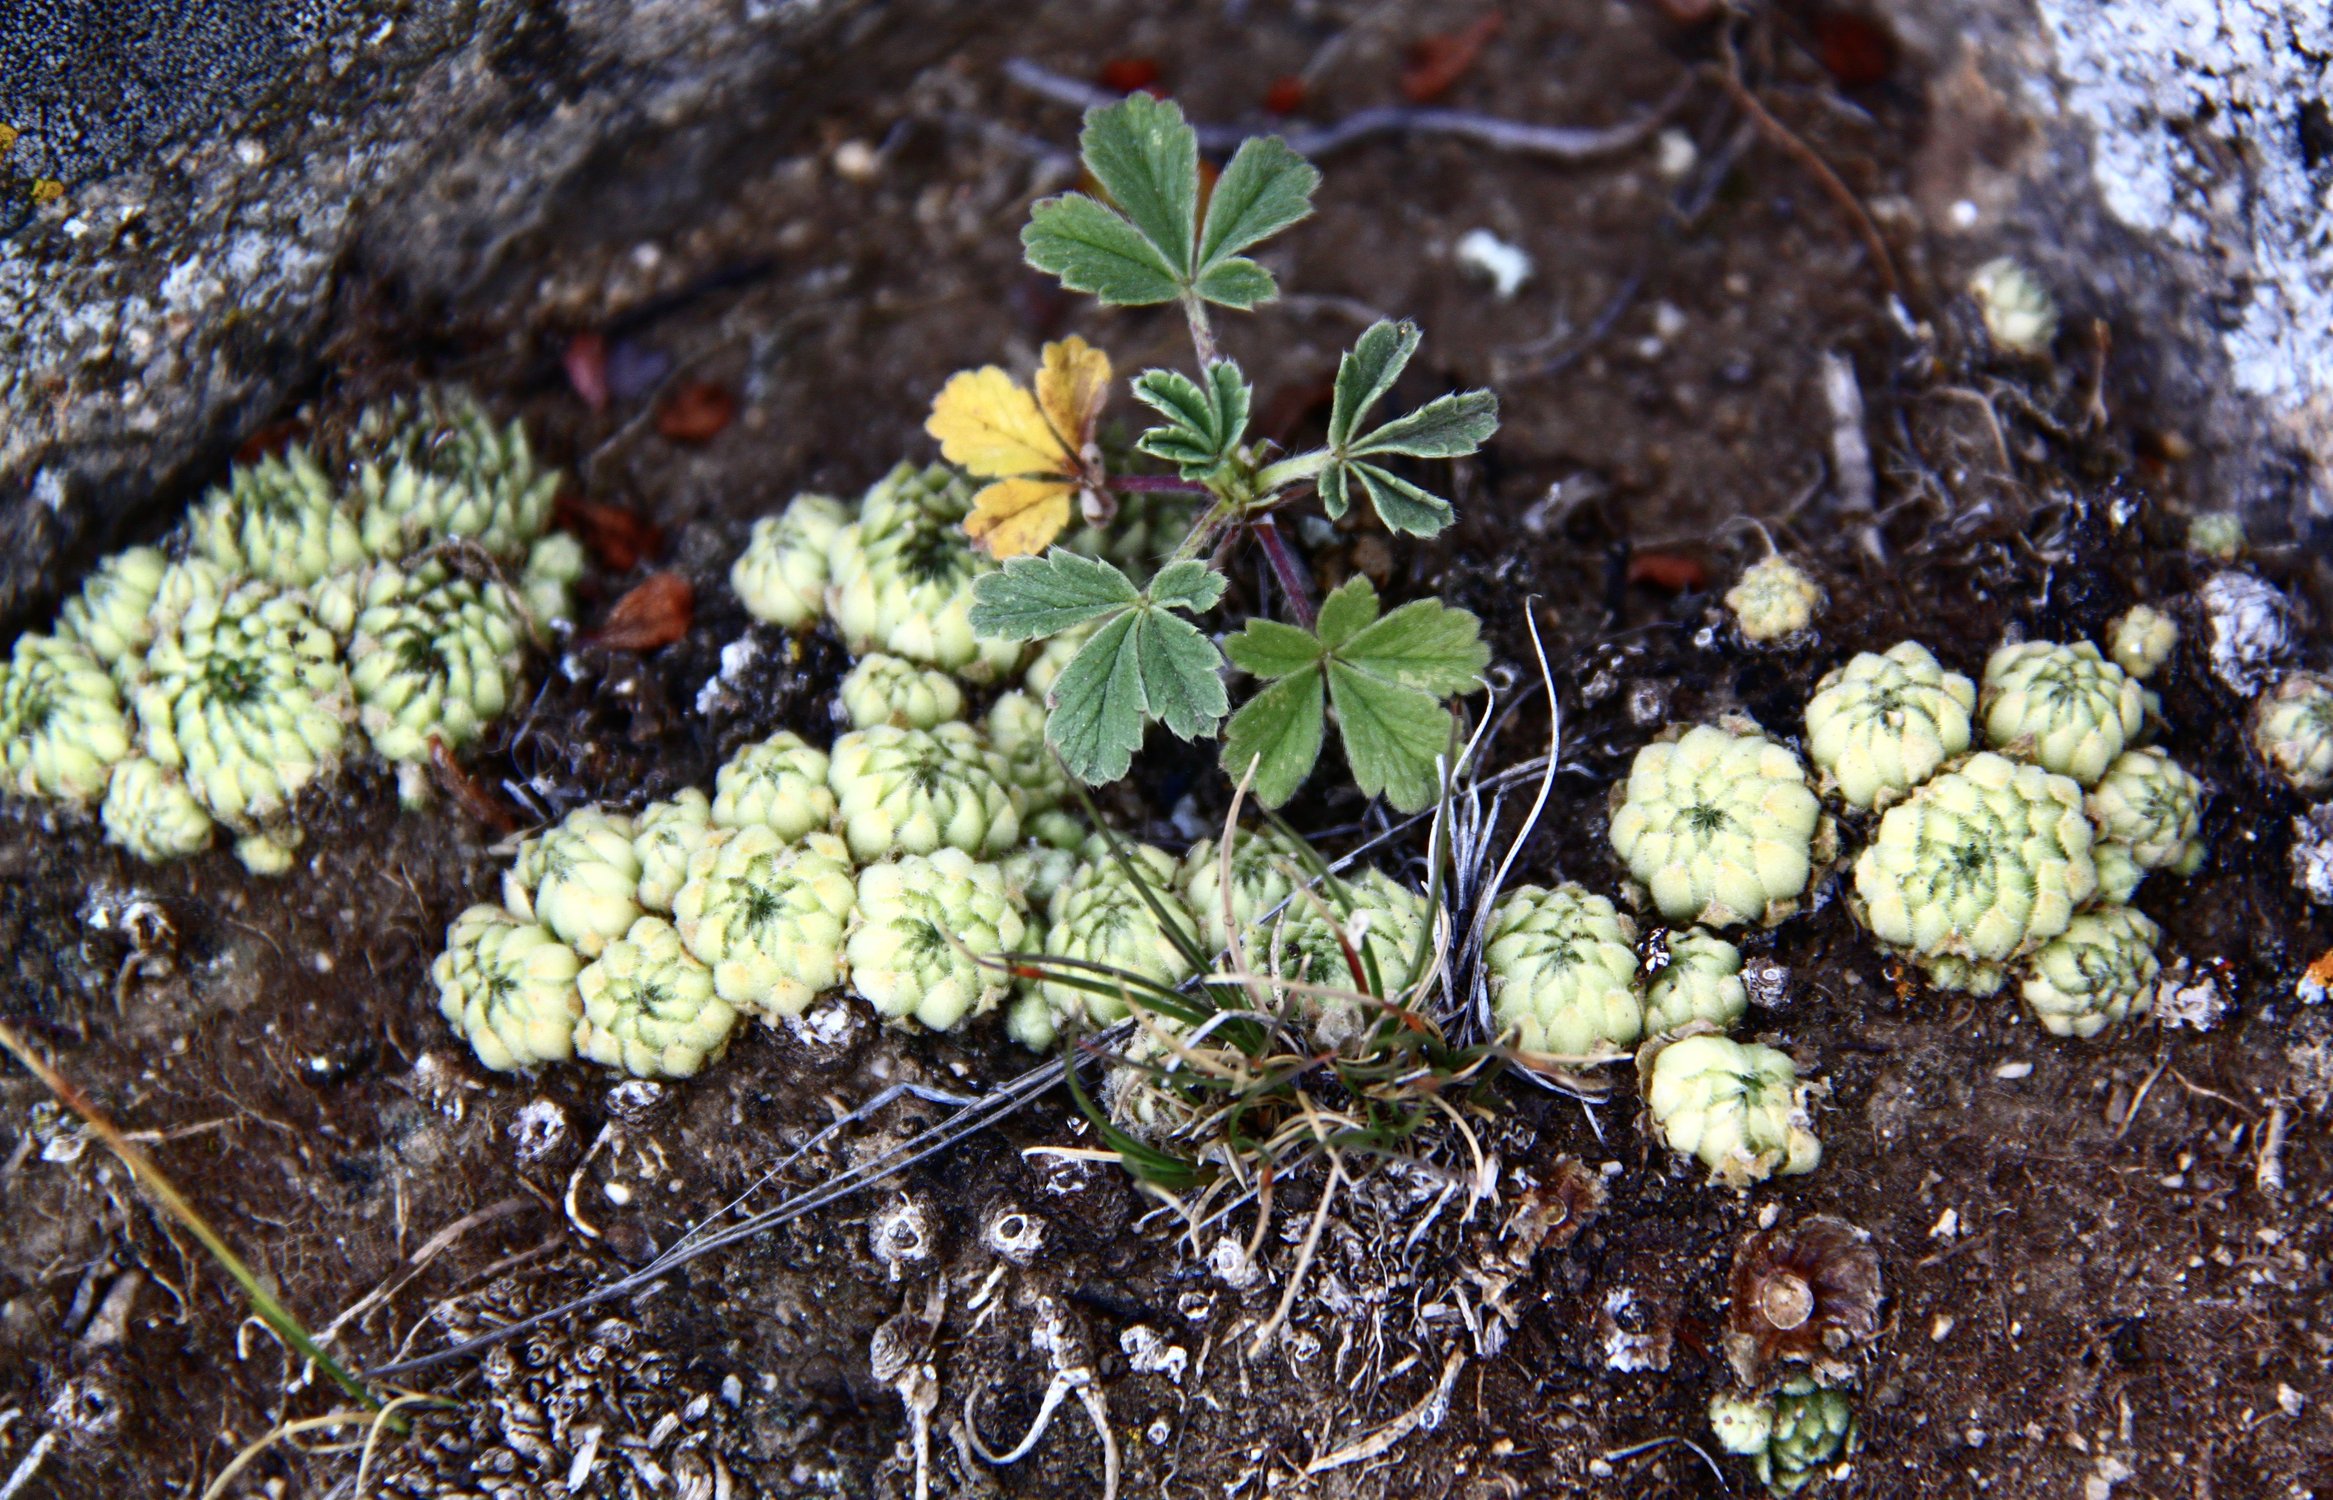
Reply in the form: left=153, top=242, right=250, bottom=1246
left=1110, top=474, right=1214, bottom=494
left=1252, top=515, right=1316, bottom=629
left=1254, top=449, right=1332, bottom=493
left=1167, top=497, right=1238, bottom=564
left=1182, top=295, right=1221, bottom=368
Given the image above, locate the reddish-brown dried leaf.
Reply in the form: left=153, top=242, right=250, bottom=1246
left=564, top=330, right=611, bottom=413
left=589, top=572, right=693, bottom=652
left=428, top=735, right=520, bottom=833
left=1401, top=12, right=1504, bottom=104
left=235, top=417, right=307, bottom=465
left=1627, top=552, right=1710, bottom=591
left=1098, top=56, right=1161, bottom=93
left=1263, top=75, right=1308, bottom=115
left=655, top=381, right=736, bottom=443
left=1813, top=11, right=1896, bottom=87
left=555, top=488, right=663, bottom=572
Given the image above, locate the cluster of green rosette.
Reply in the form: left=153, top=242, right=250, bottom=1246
left=1603, top=606, right=2208, bottom=1059
left=0, top=391, right=582, bottom=873
left=436, top=462, right=1454, bottom=1081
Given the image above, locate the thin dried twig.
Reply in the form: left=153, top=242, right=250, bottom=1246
left=1249, top=1148, right=1344, bottom=1358
left=1711, top=28, right=1900, bottom=297
left=1003, top=59, right=1686, bottom=162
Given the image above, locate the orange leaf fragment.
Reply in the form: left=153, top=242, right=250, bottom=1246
left=1401, top=12, right=1505, bottom=103
left=656, top=381, right=736, bottom=443
left=589, top=572, right=693, bottom=651
left=555, top=488, right=663, bottom=572
left=1098, top=57, right=1161, bottom=93
left=1627, top=552, right=1709, bottom=592
left=565, top=331, right=611, bottom=413
left=1263, top=75, right=1308, bottom=115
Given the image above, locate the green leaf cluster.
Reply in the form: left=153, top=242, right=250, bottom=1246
left=1221, top=577, right=1489, bottom=812
left=1023, top=94, right=1321, bottom=311
left=988, top=92, right=1505, bottom=809
left=969, top=552, right=1228, bottom=785
left=1133, top=362, right=1250, bottom=478
left=1314, top=319, right=1500, bottom=537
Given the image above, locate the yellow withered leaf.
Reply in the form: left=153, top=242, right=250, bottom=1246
left=926, top=336, right=1115, bottom=559
left=926, top=367, right=1068, bottom=480
left=1035, top=335, right=1111, bottom=454
left=963, top=476, right=1076, bottom=560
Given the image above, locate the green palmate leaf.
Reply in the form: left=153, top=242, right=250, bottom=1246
left=1342, top=591, right=1494, bottom=693
left=1133, top=362, right=1251, bottom=475
left=969, top=551, right=1142, bottom=638
left=1310, top=320, right=1500, bottom=539
left=1326, top=661, right=1454, bottom=810
left=1221, top=670, right=1327, bottom=808
left=976, top=550, right=1231, bottom=785
left=1350, top=462, right=1453, bottom=536
left=1217, top=577, right=1487, bottom=812
left=1222, top=616, right=1326, bottom=678
left=1147, top=557, right=1230, bottom=613
left=1023, top=195, right=1185, bottom=306
left=1048, top=611, right=1148, bottom=782
left=1023, top=94, right=1317, bottom=315
left=1328, top=319, right=1420, bottom=448
left=1190, top=258, right=1278, bottom=310
left=1135, top=610, right=1230, bottom=740
left=1314, top=573, right=1380, bottom=647
left=1197, top=135, right=1321, bottom=272
left=1080, top=92, right=1199, bottom=280
left=1352, top=389, right=1500, bottom=459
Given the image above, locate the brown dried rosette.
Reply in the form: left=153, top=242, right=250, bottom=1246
left=1725, top=1213, right=1883, bottom=1386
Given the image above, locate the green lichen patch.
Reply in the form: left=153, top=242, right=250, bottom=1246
left=828, top=723, right=1018, bottom=861
left=2251, top=671, right=2333, bottom=793
left=432, top=904, right=585, bottom=1073
left=731, top=492, right=849, bottom=629
left=1482, top=883, right=1644, bottom=1057
left=573, top=916, right=735, bottom=1079
left=671, top=827, right=856, bottom=1019
left=1643, top=1033, right=1822, bottom=1187
left=2020, top=904, right=2161, bottom=1038
left=0, top=632, right=133, bottom=804
left=846, top=848, right=1027, bottom=1030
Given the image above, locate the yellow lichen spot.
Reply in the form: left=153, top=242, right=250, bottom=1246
left=0, top=124, right=19, bottom=157
left=31, top=179, right=64, bottom=206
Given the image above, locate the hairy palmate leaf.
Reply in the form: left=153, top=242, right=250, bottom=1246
left=1132, top=361, right=1251, bottom=477
left=1220, top=576, right=1489, bottom=811
left=1023, top=93, right=1320, bottom=311
left=970, top=551, right=1230, bottom=784
left=1315, top=319, right=1500, bottom=537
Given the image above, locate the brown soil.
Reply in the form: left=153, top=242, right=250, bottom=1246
left=4, top=4, right=2330, bottom=1498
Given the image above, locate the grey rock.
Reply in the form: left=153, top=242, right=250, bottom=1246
left=0, top=0, right=971, bottom=633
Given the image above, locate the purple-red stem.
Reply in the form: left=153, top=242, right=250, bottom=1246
left=1252, top=515, right=1316, bottom=630
left=1110, top=474, right=1215, bottom=494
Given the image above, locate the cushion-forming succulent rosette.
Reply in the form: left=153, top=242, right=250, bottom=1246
left=1608, top=724, right=1829, bottom=930
left=1851, top=751, right=2097, bottom=995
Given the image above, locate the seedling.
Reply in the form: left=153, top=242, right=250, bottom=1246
left=951, top=93, right=1498, bottom=801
